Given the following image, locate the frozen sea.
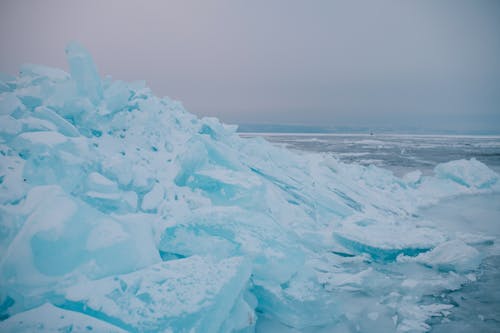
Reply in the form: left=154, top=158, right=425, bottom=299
left=242, top=132, right=500, bottom=332
left=240, top=133, right=500, bottom=177
left=3, top=43, right=500, bottom=332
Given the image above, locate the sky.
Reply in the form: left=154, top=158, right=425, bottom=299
left=1, top=0, right=500, bottom=132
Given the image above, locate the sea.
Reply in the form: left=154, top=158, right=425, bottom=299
left=241, top=132, right=500, bottom=332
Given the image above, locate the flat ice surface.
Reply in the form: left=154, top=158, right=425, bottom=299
left=1, top=43, right=500, bottom=332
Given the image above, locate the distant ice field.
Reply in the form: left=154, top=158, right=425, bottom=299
left=241, top=133, right=500, bottom=177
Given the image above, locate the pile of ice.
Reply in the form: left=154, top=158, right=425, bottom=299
left=1, top=43, right=499, bottom=332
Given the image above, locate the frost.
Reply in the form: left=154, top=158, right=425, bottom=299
left=1, top=42, right=499, bottom=332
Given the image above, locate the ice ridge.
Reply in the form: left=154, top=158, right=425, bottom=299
left=0, top=42, right=499, bottom=332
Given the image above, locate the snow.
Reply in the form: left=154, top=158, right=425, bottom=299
left=1, top=42, right=499, bottom=332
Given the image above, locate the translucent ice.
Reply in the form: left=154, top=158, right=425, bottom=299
left=1, top=42, right=499, bottom=332
left=65, top=41, right=102, bottom=105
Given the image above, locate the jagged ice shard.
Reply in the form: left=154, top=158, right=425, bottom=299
left=0, top=42, right=499, bottom=332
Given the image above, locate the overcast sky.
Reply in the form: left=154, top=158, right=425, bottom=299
left=1, top=0, right=500, bottom=132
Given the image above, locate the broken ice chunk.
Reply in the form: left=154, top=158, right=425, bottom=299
left=0, top=186, right=159, bottom=294
left=83, top=189, right=138, bottom=213
left=0, top=115, right=22, bottom=137
left=14, top=131, right=68, bottom=148
left=158, top=208, right=305, bottom=285
left=334, top=222, right=447, bottom=261
left=65, top=41, right=102, bottom=105
left=83, top=172, right=138, bottom=212
left=0, top=303, right=126, bottom=332
left=159, top=224, right=238, bottom=260
left=396, top=303, right=454, bottom=332
left=434, top=158, right=498, bottom=189
left=0, top=93, right=23, bottom=115
left=141, top=183, right=165, bottom=211
left=32, top=106, right=79, bottom=137
left=86, top=171, right=118, bottom=192
left=102, top=80, right=131, bottom=114
left=63, top=256, right=253, bottom=332
left=403, top=170, right=422, bottom=187
left=19, top=64, right=70, bottom=82
left=413, top=239, right=482, bottom=272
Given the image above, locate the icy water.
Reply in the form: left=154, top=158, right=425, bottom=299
left=243, top=133, right=500, bottom=332
left=241, top=133, right=500, bottom=177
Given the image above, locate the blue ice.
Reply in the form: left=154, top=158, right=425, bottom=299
left=0, top=43, right=499, bottom=332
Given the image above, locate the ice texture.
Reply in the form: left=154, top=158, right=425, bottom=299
left=62, top=256, right=252, bottom=332
left=1, top=42, right=499, bottom=332
left=0, top=303, right=127, bottom=333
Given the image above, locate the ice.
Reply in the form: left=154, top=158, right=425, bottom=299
left=0, top=93, right=22, bottom=115
left=1, top=42, right=499, bottom=332
left=62, top=256, right=252, bottom=332
left=19, top=64, right=70, bottom=82
left=434, top=158, right=498, bottom=189
left=403, top=169, right=423, bottom=187
left=102, top=80, right=131, bottom=115
left=15, top=131, right=68, bottom=147
left=334, top=222, right=447, bottom=261
left=87, top=171, right=118, bottom=191
left=411, top=240, right=482, bottom=272
left=141, top=183, right=165, bottom=211
left=65, top=41, right=102, bottom=105
left=0, top=303, right=126, bottom=332
left=1, top=186, right=159, bottom=295
left=396, top=303, right=454, bottom=332
left=30, top=106, right=80, bottom=137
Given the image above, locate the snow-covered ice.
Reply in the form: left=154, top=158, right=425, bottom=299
left=1, top=42, right=499, bottom=332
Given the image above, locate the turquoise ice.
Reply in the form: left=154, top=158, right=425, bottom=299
left=0, top=43, right=499, bottom=332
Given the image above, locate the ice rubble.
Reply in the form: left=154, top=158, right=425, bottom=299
left=0, top=42, right=499, bottom=332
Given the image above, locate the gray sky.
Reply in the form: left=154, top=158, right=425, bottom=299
left=1, top=0, right=500, bottom=132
